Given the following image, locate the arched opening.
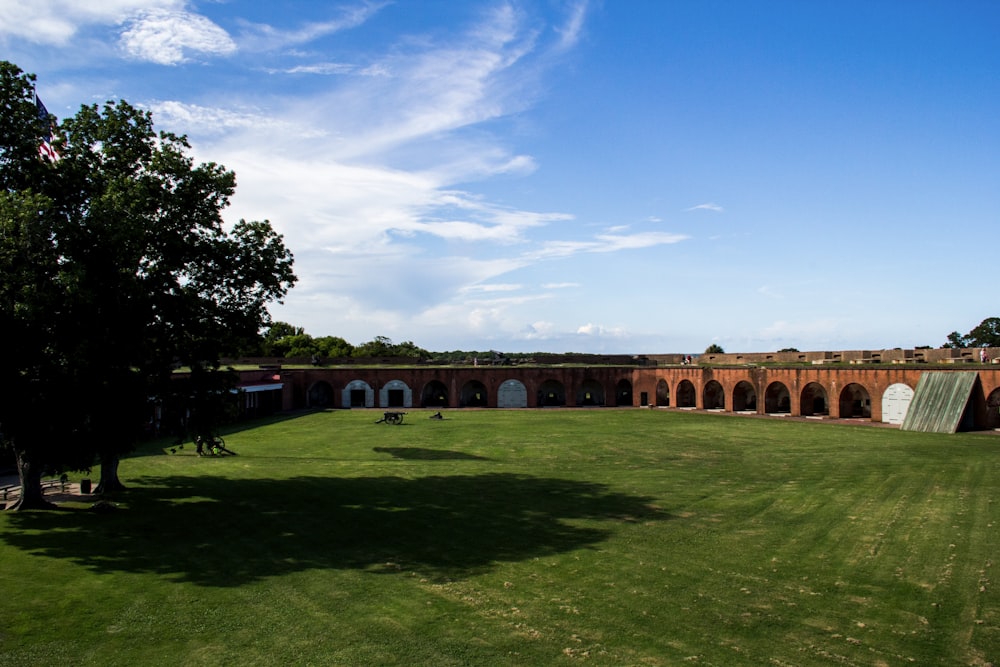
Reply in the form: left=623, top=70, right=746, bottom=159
left=380, top=379, right=412, bottom=408
left=343, top=380, right=373, bottom=408
left=881, top=383, right=914, bottom=425
left=421, top=380, right=449, bottom=407
left=307, top=381, right=333, bottom=408
left=655, top=379, right=670, bottom=407
left=765, top=382, right=791, bottom=414
left=497, top=379, right=527, bottom=408
left=460, top=380, right=488, bottom=407
left=703, top=380, right=725, bottom=410
left=732, top=381, right=756, bottom=412
left=577, top=379, right=605, bottom=406
left=538, top=379, right=566, bottom=407
left=986, top=388, right=1000, bottom=430
left=839, top=383, right=871, bottom=419
left=615, top=379, right=633, bottom=406
left=800, top=382, right=828, bottom=416
left=676, top=380, right=696, bottom=408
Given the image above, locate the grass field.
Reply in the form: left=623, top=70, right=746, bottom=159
left=2, top=408, right=999, bottom=666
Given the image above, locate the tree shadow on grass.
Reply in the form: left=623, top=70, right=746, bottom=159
left=372, top=447, right=490, bottom=461
left=0, top=473, right=670, bottom=587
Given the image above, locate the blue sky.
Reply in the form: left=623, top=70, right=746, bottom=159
left=3, top=1, right=997, bottom=354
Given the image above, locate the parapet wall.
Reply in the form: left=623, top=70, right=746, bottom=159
left=651, top=347, right=999, bottom=366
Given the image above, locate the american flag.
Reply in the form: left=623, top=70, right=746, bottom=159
left=35, top=94, right=58, bottom=161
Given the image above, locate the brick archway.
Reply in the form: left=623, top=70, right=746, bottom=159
left=703, top=380, right=725, bottom=409
left=765, top=382, right=791, bottom=414
left=800, top=382, right=828, bottom=416
left=732, top=380, right=756, bottom=412
left=460, top=380, right=487, bottom=407
left=655, top=379, right=670, bottom=406
left=676, top=380, right=696, bottom=408
left=839, top=383, right=871, bottom=418
left=539, top=379, right=566, bottom=406
left=987, top=388, right=1000, bottom=430
left=421, top=380, right=448, bottom=407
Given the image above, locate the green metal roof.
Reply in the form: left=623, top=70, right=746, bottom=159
left=900, top=371, right=978, bottom=433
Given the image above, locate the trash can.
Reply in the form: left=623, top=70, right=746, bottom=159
left=80, top=479, right=91, bottom=494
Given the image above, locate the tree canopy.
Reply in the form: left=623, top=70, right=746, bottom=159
left=0, top=62, right=296, bottom=509
left=943, top=317, right=1000, bottom=349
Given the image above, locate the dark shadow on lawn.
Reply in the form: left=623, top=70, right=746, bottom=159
left=126, top=409, right=324, bottom=459
left=373, top=446, right=489, bottom=461
left=1, top=474, right=670, bottom=587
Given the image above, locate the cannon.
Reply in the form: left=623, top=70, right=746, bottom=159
left=375, top=411, right=406, bottom=425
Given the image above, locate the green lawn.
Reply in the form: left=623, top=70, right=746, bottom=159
left=2, top=409, right=999, bottom=666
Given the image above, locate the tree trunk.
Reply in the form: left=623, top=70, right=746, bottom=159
left=94, top=454, right=126, bottom=495
left=7, top=450, right=56, bottom=511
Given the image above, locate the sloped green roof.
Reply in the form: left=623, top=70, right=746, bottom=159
left=900, top=371, right=978, bottom=433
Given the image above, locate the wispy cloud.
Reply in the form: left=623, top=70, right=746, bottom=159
left=756, top=285, right=784, bottom=299
left=235, top=1, right=387, bottom=52
left=686, top=202, right=724, bottom=212
left=266, top=62, right=389, bottom=76
left=553, top=0, right=589, bottom=51
left=150, top=100, right=325, bottom=136
left=461, top=284, right=524, bottom=293
left=758, top=318, right=842, bottom=344
left=528, top=231, right=688, bottom=259
left=7, top=0, right=661, bottom=349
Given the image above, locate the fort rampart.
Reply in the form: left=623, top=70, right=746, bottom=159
left=232, top=348, right=1000, bottom=430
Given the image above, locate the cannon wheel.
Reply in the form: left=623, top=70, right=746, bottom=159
left=379, top=412, right=405, bottom=425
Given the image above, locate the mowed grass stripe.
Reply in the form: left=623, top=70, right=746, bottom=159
left=2, top=408, right=999, bottom=666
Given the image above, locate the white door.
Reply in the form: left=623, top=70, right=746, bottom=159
left=882, top=383, right=914, bottom=424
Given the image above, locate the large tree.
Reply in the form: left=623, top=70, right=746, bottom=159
left=0, top=62, right=297, bottom=508
left=943, top=318, right=1000, bottom=349
left=966, top=318, right=1000, bottom=348
left=0, top=64, right=82, bottom=509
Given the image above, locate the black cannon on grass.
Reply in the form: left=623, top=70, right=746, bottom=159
left=375, top=411, right=406, bottom=425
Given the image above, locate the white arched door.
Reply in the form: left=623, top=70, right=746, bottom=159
left=882, top=383, right=914, bottom=424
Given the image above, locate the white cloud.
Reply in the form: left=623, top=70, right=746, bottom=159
left=541, top=282, right=579, bottom=289
left=412, top=290, right=556, bottom=340
left=686, top=202, right=724, bottom=212
left=576, top=323, right=626, bottom=337
left=518, top=321, right=557, bottom=340
left=120, top=9, right=236, bottom=64
left=0, top=0, right=180, bottom=44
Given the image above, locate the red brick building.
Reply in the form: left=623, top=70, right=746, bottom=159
left=233, top=352, right=1000, bottom=431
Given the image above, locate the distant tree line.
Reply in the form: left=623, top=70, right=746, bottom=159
left=241, top=324, right=515, bottom=364
left=242, top=317, right=1000, bottom=366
